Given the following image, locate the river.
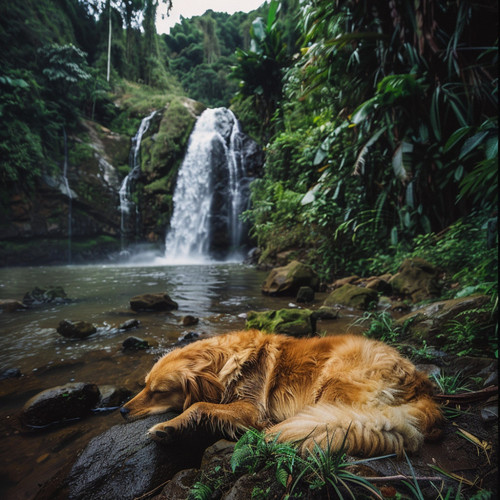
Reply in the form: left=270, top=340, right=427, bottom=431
left=0, top=261, right=363, bottom=500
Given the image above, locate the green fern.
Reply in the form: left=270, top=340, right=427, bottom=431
left=188, top=481, right=213, bottom=500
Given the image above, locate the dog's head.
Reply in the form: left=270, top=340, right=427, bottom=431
left=120, top=347, right=223, bottom=421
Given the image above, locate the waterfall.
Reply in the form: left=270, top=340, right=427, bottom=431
left=62, top=127, right=72, bottom=264
left=164, top=108, right=249, bottom=263
left=119, top=110, right=157, bottom=251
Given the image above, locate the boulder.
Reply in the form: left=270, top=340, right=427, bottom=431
left=323, top=284, right=378, bottom=310
left=181, top=315, right=199, bottom=326
left=130, top=293, right=178, bottom=312
left=0, top=299, right=26, bottom=312
left=311, top=306, right=340, bottom=320
left=67, top=413, right=218, bottom=500
left=23, top=286, right=69, bottom=306
left=155, top=440, right=236, bottom=500
left=119, top=319, right=141, bottom=331
left=0, top=367, right=22, bottom=380
left=21, top=382, right=100, bottom=428
left=122, top=337, right=149, bottom=350
left=394, top=294, right=492, bottom=344
left=57, top=320, right=97, bottom=339
left=261, top=260, right=319, bottom=296
left=296, top=286, right=315, bottom=303
left=246, top=309, right=316, bottom=336
left=155, top=468, right=199, bottom=499
left=388, top=258, right=442, bottom=302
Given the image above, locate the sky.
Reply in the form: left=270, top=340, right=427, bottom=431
left=156, top=0, right=266, bottom=34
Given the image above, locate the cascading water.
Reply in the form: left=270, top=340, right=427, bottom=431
left=119, top=110, right=157, bottom=251
left=62, top=127, right=72, bottom=263
left=164, top=108, right=250, bottom=263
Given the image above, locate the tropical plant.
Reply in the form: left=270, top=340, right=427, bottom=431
left=431, top=370, right=472, bottom=395
left=245, top=0, right=498, bottom=280
left=231, top=0, right=290, bottom=139
left=230, top=428, right=383, bottom=500
left=351, top=311, right=401, bottom=344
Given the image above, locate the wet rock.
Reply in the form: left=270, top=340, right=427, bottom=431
left=176, top=331, right=203, bottom=346
left=246, top=309, right=316, bottom=336
left=261, top=260, right=319, bottom=296
left=96, top=386, right=132, bottom=409
left=119, top=319, right=141, bottom=331
left=154, top=468, right=198, bottom=499
left=181, top=315, right=199, bottom=326
left=323, top=283, right=378, bottom=310
left=21, top=382, right=100, bottom=428
left=57, top=320, right=97, bottom=339
left=0, top=367, right=22, bottom=380
left=23, top=286, right=70, bottom=306
left=296, top=286, right=314, bottom=303
left=122, top=337, right=149, bottom=350
left=311, top=306, right=340, bottom=320
left=388, top=258, right=442, bottom=302
left=67, top=413, right=217, bottom=500
left=0, top=299, right=27, bottom=312
left=130, top=293, right=178, bottom=312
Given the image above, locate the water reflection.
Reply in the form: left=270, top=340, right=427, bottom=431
left=0, top=263, right=270, bottom=373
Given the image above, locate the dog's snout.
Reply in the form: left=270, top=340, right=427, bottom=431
left=120, top=406, right=130, bottom=419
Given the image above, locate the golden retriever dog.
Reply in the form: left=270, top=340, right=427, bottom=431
left=121, top=329, right=443, bottom=457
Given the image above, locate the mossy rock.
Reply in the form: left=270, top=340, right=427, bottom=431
left=323, top=284, right=378, bottom=310
left=394, top=294, right=493, bottom=344
left=388, top=257, right=442, bottom=303
left=261, top=260, right=319, bottom=296
left=246, top=309, right=316, bottom=336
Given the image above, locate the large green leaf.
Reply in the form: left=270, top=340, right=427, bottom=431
left=443, top=126, right=471, bottom=152
left=267, top=0, right=279, bottom=31
left=349, top=96, right=378, bottom=124
left=459, top=131, right=489, bottom=159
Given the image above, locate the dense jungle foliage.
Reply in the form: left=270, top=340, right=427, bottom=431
left=0, top=0, right=498, bottom=294
left=234, top=0, right=498, bottom=289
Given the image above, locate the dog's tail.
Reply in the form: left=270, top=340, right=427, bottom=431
left=267, top=397, right=443, bottom=457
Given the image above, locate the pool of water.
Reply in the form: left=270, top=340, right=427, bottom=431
left=0, top=262, right=276, bottom=371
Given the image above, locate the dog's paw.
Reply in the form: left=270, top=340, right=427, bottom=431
left=148, top=423, right=176, bottom=442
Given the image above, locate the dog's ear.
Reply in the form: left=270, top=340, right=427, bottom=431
left=182, top=371, right=223, bottom=410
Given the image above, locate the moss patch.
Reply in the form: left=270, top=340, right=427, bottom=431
left=246, top=309, right=316, bottom=336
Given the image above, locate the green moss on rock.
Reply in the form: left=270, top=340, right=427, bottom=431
left=246, top=309, right=316, bottom=336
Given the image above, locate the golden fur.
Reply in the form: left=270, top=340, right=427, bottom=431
left=121, top=329, right=443, bottom=457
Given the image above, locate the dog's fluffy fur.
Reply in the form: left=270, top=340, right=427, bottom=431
left=122, top=329, right=443, bottom=457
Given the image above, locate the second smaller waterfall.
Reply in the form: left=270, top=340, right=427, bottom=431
left=62, top=126, right=72, bottom=263
left=119, top=110, right=157, bottom=250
